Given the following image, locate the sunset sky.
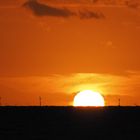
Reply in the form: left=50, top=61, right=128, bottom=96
left=0, top=0, right=140, bottom=106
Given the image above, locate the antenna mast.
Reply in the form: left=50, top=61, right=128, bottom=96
left=0, top=97, right=1, bottom=106
left=118, top=98, right=120, bottom=106
left=39, top=96, right=42, bottom=106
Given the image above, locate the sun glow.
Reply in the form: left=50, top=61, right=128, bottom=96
left=73, top=90, right=105, bottom=107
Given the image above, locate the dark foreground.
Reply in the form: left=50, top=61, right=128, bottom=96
left=0, top=106, right=140, bottom=140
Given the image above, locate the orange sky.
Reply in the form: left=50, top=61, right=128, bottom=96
left=0, top=0, right=140, bottom=106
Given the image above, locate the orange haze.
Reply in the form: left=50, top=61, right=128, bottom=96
left=0, top=0, right=140, bottom=106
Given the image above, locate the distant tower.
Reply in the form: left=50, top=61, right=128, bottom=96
left=0, top=97, right=1, bottom=106
left=39, top=96, right=42, bottom=106
left=118, top=98, right=120, bottom=106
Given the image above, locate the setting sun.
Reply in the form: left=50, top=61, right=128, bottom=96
left=73, top=90, right=105, bottom=107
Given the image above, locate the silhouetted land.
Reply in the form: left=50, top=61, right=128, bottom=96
left=0, top=106, right=140, bottom=140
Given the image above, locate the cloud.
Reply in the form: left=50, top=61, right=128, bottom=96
left=1, top=72, right=140, bottom=105
left=39, top=0, right=140, bottom=7
left=92, top=0, right=140, bottom=9
left=126, top=1, right=140, bottom=9
left=79, top=10, right=104, bottom=19
left=23, top=0, right=105, bottom=19
left=1, top=72, right=140, bottom=95
left=23, top=0, right=75, bottom=17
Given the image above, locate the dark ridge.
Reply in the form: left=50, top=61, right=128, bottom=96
left=0, top=106, right=140, bottom=140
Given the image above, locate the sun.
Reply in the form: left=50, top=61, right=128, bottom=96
left=73, top=90, right=105, bottom=107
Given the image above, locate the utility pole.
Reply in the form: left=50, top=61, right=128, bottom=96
left=39, top=96, right=42, bottom=106
left=118, top=98, right=120, bottom=107
left=0, top=97, right=1, bottom=106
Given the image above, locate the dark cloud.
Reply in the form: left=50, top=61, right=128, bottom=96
left=23, top=0, right=75, bottom=17
left=23, top=0, right=104, bottom=19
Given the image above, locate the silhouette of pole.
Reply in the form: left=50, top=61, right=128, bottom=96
left=0, top=97, right=1, bottom=106
left=118, top=98, right=120, bottom=106
left=39, top=96, right=42, bottom=106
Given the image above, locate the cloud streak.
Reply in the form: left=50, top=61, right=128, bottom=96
left=23, top=0, right=104, bottom=19
left=23, top=0, right=75, bottom=17
left=40, top=0, right=140, bottom=7
left=79, top=10, right=104, bottom=19
left=0, top=72, right=140, bottom=105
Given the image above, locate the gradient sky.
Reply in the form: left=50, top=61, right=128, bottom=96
left=0, top=0, right=140, bottom=106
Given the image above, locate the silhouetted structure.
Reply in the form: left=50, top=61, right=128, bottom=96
left=39, top=96, right=42, bottom=106
left=118, top=98, right=120, bottom=106
left=0, top=97, right=1, bottom=106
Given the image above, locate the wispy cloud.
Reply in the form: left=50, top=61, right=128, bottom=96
left=41, top=0, right=140, bottom=8
left=1, top=72, right=140, bottom=95
left=79, top=10, right=104, bottom=19
left=123, top=0, right=140, bottom=9
left=23, top=0, right=75, bottom=17
left=23, top=0, right=104, bottom=19
left=0, top=72, right=140, bottom=105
